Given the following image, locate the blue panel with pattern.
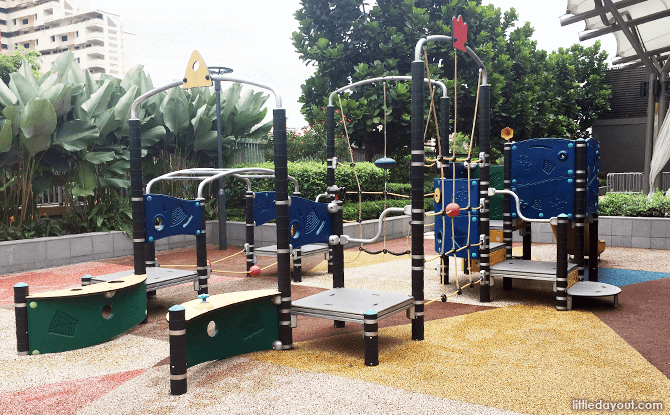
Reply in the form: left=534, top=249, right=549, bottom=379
left=288, top=197, right=332, bottom=248
left=509, top=138, right=576, bottom=219
left=144, top=193, right=202, bottom=242
left=254, top=191, right=276, bottom=226
left=433, top=178, right=480, bottom=259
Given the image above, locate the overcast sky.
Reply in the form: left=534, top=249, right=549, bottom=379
left=89, top=0, right=618, bottom=129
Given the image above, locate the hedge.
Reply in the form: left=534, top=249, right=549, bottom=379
left=598, top=191, right=670, bottom=217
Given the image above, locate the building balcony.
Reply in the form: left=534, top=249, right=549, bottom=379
left=84, top=17, right=104, bottom=30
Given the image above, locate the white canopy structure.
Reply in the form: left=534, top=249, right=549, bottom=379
left=561, top=0, right=670, bottom=193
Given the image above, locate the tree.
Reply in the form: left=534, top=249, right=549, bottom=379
left=0, top=46, right=41, bottom=85
left=293, top=0, right=611, bottom=161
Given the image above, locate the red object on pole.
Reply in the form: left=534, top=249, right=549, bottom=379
left=249, top=265, right=261, bottom=276
left=453, top=15, right=467, bottom=52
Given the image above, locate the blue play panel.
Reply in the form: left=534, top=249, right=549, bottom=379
left=587, top=268, right=670, bottom=287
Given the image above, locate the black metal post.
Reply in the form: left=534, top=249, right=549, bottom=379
left=522, top=222, right=532, bottom=260
left=274, top=108, right=292, bottom=350
left=588, top=213, right=599, bottom=282
left=410, top=60, right=425, bottom=340
left=556, top=214, right=569, bottom=311
left=331, top=187, right=345, bottom=328
left=575, top=138, right=586, bottom=281
left=364, top=309, right=379, bottom=366
left=168, top=305, right=187, bottom=395
left=129, top=118, right=146, bottom=276
left=478, top=85, right=491, bottom=303
left=14, top=283, right=29, bottom=356
left=503, top=142, right=512, bottom=290
left=245, top=190, right=255, bottom=277
left=196, top=198, right=208, bottom=294
left=326, top=105, right=335, bottom=275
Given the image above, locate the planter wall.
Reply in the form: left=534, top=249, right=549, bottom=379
left=0, top=214, right=432, bottom=274
left=519, top=216, right=670, bottom=250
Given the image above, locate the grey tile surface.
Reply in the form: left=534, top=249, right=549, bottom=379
left=610, top=218, right=633, bottom=236
left=631, top=219, right=651, bottom=237
left=631, top=236, right=651, bottom=249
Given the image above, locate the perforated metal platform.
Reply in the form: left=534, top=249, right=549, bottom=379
left=490, top=259, right=578, bottom=281
left=568, top=281, right=621, bottom=308
left=91, top=267, right=198, bottom=292
left=291, top=288, right=415, bottom=323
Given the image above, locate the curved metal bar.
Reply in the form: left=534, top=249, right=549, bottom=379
left=414, top=36, right=488, bottom=85
left=145, top=167, right=300, bottom=198
left=345, top=206, right=407, bottom=244
left=493, top=189, right=551, bottom=223
left=130, top=80, right=183, bottom=119
left=211, top=75, right=282, bottom=108
left=230, top=175, right=252, bottom=192
left=328, top=76, right=447, bottom=106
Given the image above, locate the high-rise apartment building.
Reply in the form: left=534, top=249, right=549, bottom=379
left=0, top=0, right=135, bottom=78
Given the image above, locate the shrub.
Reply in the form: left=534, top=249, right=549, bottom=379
left=598, top=191, right=670, bottom=217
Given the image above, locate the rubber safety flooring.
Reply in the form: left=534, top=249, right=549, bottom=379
left=0, top=237, right=668, bottom=415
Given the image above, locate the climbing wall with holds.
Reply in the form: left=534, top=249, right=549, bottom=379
left=144, top=194, right=203, bottom=242
left=433, top=178, right=479, bottom=259
left=509, top=138, right=577, bottom=220
left=288, top=196, right=332, bottom=248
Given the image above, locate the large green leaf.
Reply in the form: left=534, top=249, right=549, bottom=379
left=49, top=52, right=75, bottom=82
left=140, top=125, right=166, bottom=147
left=18, top=59, right=39, bottom=91
left=193, top=130, right=219, bottom=151
left=191, top=103, right=211, bottom=139
left=113, top=85, right=138, bottom=124
left=98, top=177, right=130, bottom=189
left=220, top=83, right=242, bottom=124
left=96, top=110, right=122, bottom=140
left=120, top=65, right=143, bottom=94
left=39, top=83, right=65, bottom=106
left=82, top=80, right=115, bottom=119
left=101, top=159, right=130, bottom=175
left=0, top=119, right=13, bottom=152
left=51, top=84, right=76, bottom=117
left=85, top=151, right=116, bottom=164
left=73, top=160, right=97, bottom=196
left=247, top=120, right=273, bottom=140
left=38, top=72, right=60, bottom=94
left=2, top=106, right=20, bottom=135
left=0, top=81, right=18, bottom=107
left=54, top=119, right=99, bottom=151
left=19, top=98, right=57, bottom=154
left=9, top=73, right=38, bottom=107
left=160, top=87, right=190, bottom=134
left=19, top=132, right=50, bottom=157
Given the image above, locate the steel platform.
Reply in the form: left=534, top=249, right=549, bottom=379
left=91, top=267, right=198, bottom=292
left=490, top=259, right=578, bottom=281
left=567, top=281, right=621, bottom=308
left=291, top=288, right=414, bottom=324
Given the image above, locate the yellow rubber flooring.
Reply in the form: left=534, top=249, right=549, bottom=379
left=251, top=305, right=670, bottom=415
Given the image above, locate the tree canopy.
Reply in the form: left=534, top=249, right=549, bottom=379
left=293, top=0, right=611, bottom=160
left=0, top=46, right=42, bottom=85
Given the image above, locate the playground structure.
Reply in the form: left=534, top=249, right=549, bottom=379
left=10, top=18, right=623, bottom=395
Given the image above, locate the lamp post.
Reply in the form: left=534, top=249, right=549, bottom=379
left=209, top=66, right=233, bottom=250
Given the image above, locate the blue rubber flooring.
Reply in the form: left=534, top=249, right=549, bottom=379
left=586, top=267, right=670, bottom=287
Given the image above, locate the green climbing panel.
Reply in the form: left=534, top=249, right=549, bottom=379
left=184, top=291, right=279, bottom=367
left=25, top=275, right=147, bottom=354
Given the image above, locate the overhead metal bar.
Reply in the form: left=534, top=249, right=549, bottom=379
left=579, top=8, right=670, bottom=41
left=602, top=0, right=660, bottom=74
left=559, top=0, right=647, bottom=26
left=612, top=44, right=670, bottom=65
